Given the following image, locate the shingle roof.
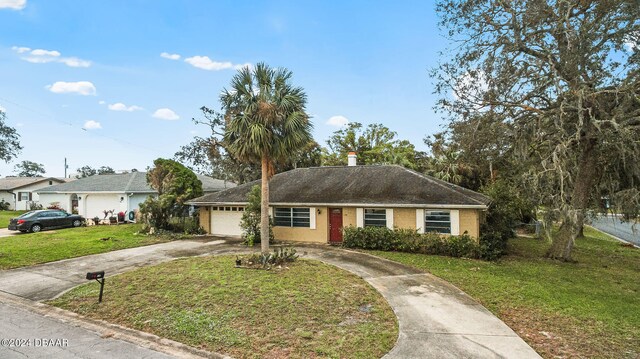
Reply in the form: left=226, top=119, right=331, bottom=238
left=0, top=177, right=65, bottom=191
left=188, top=165, right=490, bottom=208
left=36, top=172, right=235, bottom=194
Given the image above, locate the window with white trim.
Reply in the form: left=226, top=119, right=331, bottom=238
left=18, top=192, right=29, bottom=201
left=364, top=208, right=387, bottom=227
left=274, top=207, right=310, bottom=227
left=424, top=210, right=451, bottom=234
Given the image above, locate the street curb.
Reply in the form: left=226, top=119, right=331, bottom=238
left=586, top=225, right=640, bottom=248
left=0, top=291, right=231, bottom=359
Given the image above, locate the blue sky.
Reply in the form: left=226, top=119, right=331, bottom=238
left=0, top=0, right=446, bottom=177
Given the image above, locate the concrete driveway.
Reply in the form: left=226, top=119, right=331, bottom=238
left=0, top=228, right=19, bottom=238
left=0, top=238, right=540, bottom=358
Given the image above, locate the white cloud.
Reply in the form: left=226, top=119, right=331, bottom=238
left=326, top=115, right=349, bottom=127
left=47, top=81, right=97, bottom=96
left=30, top=49, right=60, bottom=57
left=184, top=55, right=250, bottom=71
left=152, top=108, right=179, bottom=120
left=23, top=56, right=56, bottom=64
left=58, top=57, right=91, bottom=68
left=11, top=46, right=30, bottom=53
left=160, top=52, right=181, bottom=60
left=12, top=46, right=91, bottom=67
left=0, top=105, right=5, bottom=112
left=15, top=122, right=23, bottom=127
left=108, top=102, right=143, bottom=112
left=83, top=120, right=102, bottom=130
left=0, top=0, right=26, bottom=10
left=98, top=100, right=106, bottom=105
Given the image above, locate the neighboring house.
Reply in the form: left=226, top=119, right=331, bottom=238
left=36, top=172, right=235, bottom=219
left=188, top=163, right=491, bottom=243
left=0, top=177, right=68, bottom=210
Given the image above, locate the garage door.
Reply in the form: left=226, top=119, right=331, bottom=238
left=210, top=208, right=243, bottom=236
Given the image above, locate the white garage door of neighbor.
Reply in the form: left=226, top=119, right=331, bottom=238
left=211, top=211, right=243, bottom=236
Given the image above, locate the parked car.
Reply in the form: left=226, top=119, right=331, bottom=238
left=7, top=210, right=84, bottom=233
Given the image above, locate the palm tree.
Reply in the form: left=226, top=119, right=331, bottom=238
left=220, top=63, right=313, bottom=252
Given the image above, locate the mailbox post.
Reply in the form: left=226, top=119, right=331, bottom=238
left=86, top=271, right=105, bottom=303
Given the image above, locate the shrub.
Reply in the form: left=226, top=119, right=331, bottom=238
left=239, top=185, right=273, bottom=246
left=29, top=202, right=43, bottom=210
left=167, top=215, right=206, bottom=235
left=238, top=247, right=298, bottom=269
left=342, top=226, right=481, bottom=259
left=342, top=226, right=396, bottom=250
left=0, top=200, right=10, bottom=210
left=47, top=203, right=63, bottom=210
left=478, top=180, right=535, bottom=259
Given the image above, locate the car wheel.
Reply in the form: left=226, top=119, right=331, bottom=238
left=30, top=224, right=42, bottom=233
left=72, top=219, right=82, bottom=227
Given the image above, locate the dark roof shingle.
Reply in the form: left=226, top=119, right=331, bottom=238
left=188, top=165, right=490, bottom=208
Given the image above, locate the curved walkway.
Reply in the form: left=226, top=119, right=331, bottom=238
left=0, top=238, right=540, bottom=358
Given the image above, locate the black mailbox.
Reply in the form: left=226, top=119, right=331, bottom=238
left=86, top=271, right=105, bottom=280
left=86, top=271, right=106, bottom=303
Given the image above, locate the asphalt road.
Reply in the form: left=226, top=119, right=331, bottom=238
left=0, top=301, right=176, bottom=359
left=590, top=216, right=640, bottom=246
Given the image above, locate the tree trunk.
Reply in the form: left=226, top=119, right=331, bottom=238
left=547, top=137, right=598, bottom=261
left=260, top=154, right=270, bottom=253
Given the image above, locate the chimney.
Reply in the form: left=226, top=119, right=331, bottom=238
left=347, top=151, right=357, bottom=166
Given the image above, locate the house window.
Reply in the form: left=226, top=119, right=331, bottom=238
left=274, top=208, right=310, bottom=227
left=18, top=192, right=29, bottom=201
left=213, top=206, right=244, bottom=211
left=425, top=210, right=451, bottom=234
left=364, top=209, right=386, bottom=227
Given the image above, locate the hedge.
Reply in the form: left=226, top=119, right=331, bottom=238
left=342, top=226, right=482, bottom=259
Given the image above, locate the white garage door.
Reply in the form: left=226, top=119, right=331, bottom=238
left=211, top=209, right=243, bottom=236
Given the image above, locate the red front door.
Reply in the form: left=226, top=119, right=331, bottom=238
left=329, top=208, right=343, bottom=244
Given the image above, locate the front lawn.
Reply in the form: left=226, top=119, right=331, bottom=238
left=0, top=210, right=28, bottom=228
left=49, top=256, right=398, bottom=359
left=0, top=224, right=171, bottom=269
left=368, top=227, right=639, bottom=359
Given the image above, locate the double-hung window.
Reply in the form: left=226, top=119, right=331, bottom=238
left=364, top=209, right=387, bottom=227
left=424, top=210, right=451, bottom=234
left=18, top=192, right=29, bottom=201
left=274, top=208, right=310, bottom=228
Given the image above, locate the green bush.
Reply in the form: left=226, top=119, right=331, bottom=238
left=478, top=179, right=535, bottom=260
left=342, top=226, right=481, bottom=259
left=240, top=185, right=273, bottom=246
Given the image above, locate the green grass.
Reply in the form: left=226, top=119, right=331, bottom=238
left=367, top=227, right=640, bottom=359
left=0, top=210, right=28, bottom=228
left=49, top=256, right=398, bottom=359
left=0, top=224, right=171, bottom=269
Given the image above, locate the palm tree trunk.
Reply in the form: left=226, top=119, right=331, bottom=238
left=260, top=154, right=270, bottom=253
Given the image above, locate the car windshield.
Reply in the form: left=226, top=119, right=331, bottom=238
left=16, top=211, right=36, bottom=218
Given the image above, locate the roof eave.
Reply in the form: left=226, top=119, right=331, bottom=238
left=188, top=201, right=487, bottom=210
